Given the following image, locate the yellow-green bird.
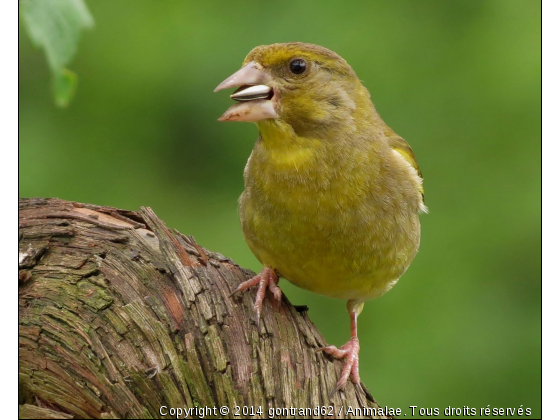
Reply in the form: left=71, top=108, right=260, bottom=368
left=215, top=42, right=427, bottom=393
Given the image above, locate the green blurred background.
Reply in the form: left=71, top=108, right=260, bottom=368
left=19, top=1, right=541, bottom=417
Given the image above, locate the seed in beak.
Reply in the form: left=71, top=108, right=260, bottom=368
left=231, top=85, right=272, bottom=102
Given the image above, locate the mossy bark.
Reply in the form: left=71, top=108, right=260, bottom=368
left=18, top=198, right=389, bottom=419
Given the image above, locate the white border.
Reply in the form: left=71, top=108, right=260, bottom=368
left=543, top=1, right=554, bottom=419
left=6, top=0, right=19, bottom=417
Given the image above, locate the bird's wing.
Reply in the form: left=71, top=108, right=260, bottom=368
left=385, top=129, right=425, bottom=201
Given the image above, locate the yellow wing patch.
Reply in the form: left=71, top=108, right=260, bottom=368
left=386, top=129, right=425, bottom=202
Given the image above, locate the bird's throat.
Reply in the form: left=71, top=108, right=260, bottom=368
left=256, top=119, right=323, bottom=171
left=257, top=119, right=297, bottom=147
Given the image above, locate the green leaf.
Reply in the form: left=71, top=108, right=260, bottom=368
left=54, top=68, right=77, bottom=108
left=20, top=0, right=93, bottom=106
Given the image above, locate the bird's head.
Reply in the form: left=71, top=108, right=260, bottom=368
left=215, top=42, right=375, bottom=139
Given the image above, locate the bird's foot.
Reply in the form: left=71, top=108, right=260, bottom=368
left=317, top=337, right=361, bottom=396
left=230, top=267, right=281, bottom=325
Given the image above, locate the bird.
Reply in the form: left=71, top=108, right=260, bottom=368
left=214, top=42, right=427, bottom=394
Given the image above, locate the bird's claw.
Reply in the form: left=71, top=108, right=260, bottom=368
left=231, top=267, right=281, bottom=325
left=318, top=337, right=361, bottom=397
left=229, top=275, right=261, bottom=297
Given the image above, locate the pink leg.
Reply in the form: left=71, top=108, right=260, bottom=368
left=317, top=301, right=363, bottom=396
left=230, top=267, right=281, bottom=325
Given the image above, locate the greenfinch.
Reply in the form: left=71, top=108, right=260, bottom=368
left=215, top=42, right=426, bottom=394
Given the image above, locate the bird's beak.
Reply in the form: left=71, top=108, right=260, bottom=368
left=214, top=61, right=278, bottom=122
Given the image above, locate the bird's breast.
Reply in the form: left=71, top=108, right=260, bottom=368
left=239, top=138, right=421, bottom=302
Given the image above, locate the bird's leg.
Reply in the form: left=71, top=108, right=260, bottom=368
left=230, top=267, right=281, bottom=324
left=317, top=301, right=363, bottom=396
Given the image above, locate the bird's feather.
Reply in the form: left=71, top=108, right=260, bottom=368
left=385, top=128, right=425, bottom=201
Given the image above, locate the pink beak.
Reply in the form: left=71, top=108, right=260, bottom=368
left=214, top=61, right=279, bottom=122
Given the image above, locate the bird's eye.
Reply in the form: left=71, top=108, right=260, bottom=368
left=289, top=59, right=307, bottom=75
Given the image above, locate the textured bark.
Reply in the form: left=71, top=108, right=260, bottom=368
left=18, top=198, right=390, bottom=419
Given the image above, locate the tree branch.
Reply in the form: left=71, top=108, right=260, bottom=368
left=18, top=198, right=389, bottom=419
